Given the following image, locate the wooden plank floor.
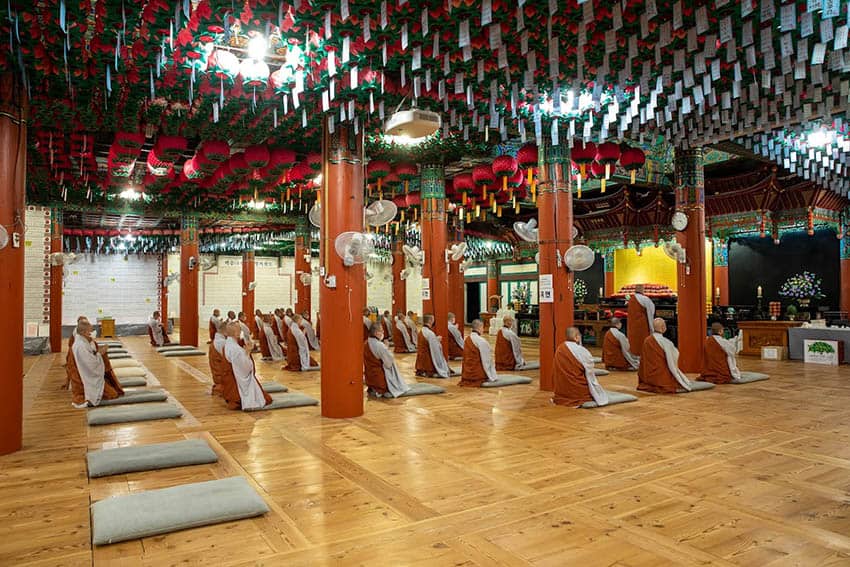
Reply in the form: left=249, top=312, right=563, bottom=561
left=3, top=331, right=850, bottom=566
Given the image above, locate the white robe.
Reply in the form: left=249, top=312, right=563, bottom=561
left=71, top=334, right=107, bottom=407
left=382, top=316, right=394, bottom=342
left=367, top=337, right=411, bottom=397
left=422, top=326, right=451, bottom=378
left=263, top=321, right=285, bottom=361
left=609, top=327, right=640, bottom=369
left=148, top=317, right=165, bottom=346
left=290, top=322, right=319, bottom=370
left=239, top=321, right=252, bottom=344
left=210, top=316, right=223, bottom=332
left=301, top=319, right=320, bottom=350
left=363, top=315, right=372, bottom=332
left=634, top=293, right=656, bottom=334
left=652, top=333, right=693, bottom=391
left=405, top=317, right=418, bottom=346
left=274, top=315, right=286, bottom=339
left=565, top=340, right=609, bottom=406
left=470, top=331, right=498, bottom=382
left=213, top=332, right=227, bottom=355
left=448, top=322, right=464, bottom=350
left=396, top=318, right=415, bottom=351
left=712, top=335, right=742, bottom=381
left=223, top=337, right=268, bottom=410
left=499, top=327, right=526, bottom=368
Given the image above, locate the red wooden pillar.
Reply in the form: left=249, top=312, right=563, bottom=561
left=675, top=148, right=707, bottom=372
left=448, top=224, right=465, bottom=329
left=0, top=74, right=26, bottom=455
left=49, top=207, right=63, bottom=353
left=179, top=217, right=200, bottom=347
left=392, top=238, right=407, bottom=315
left=713, top=238, right=729, bottom=305
left=320, top=120, right=365, bottom=418
left=537, top=142, right=574, bottom=391
left=160, top=253, right=168, bottom=324
left=294, top=218, right=312, bottom=318
left=841, top=236, right=850, bottom=314
left=242, top=250, right=255, bottom=334
left=420, top=164, right=449, bottom=352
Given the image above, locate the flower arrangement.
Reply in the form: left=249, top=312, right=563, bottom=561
left=778, top=271, right=825, bottom=301
left=511, top=283, right=530, bottom=306
left=574, top=279, right=588, bottom=304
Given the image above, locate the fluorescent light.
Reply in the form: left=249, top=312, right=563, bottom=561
left=807, top=128, right=835, bottom=148
left=248, top=35, right=267, bottom=60
left=119, top=188, right=142, bottom=201
left=382, top=133, right=433, bottom=146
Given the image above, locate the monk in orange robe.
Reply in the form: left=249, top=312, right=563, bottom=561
left=284, top=314, right=319, bottom=371
left=362, top=308, right=372, bottom=342
left=393, top=311, right=416, bottom=353
left=553, top=327, right=610, bottom=407
left=207, top=331, right=228, bottom=396
left=627, top=284, right=655, bottom=357
left=254, top=310, right=272, bottom=359
left=602, top=317, right=640, bottom=370
left=66, top=320, right=124, bottom=407
left=220, top=323, right=272, bottom=410
left=415, top=314, right=454, bottom=378
left=459, top=319, right=499, bottom=387
left=638, top=318, right=695, bottom=394
left=447, top=312, right=464, bottom=360
left=701, top=322, right=742, bottom=384
left=364, top=322, right=411, bottom=398
left=208, top=309, right=222, bottom=344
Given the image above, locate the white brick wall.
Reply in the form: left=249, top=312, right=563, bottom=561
left=62, top=254, right=161, bottom=325
left=255, top=256, right=293, bottom=312
left=23, top=206, right=50, bottom=333
left=405, top=268, right=423, bottom=315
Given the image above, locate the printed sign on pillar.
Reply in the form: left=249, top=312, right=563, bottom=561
left=421, top=277, right=431, bottom=300
left=539, top=274, right=554, bottom=303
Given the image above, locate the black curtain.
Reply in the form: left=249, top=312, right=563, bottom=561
left=728, top=229, right=840, bottom=308
left=574, top=252, right=605, bottom=302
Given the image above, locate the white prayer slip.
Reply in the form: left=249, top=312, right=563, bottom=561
left=262, top=321, right=285, bottom=361
left=609, top=327, right=640, bottom=369
left=469, top=331, right=498, bottom=382
left=148, top=317, right=165, bottom=346
left=367, top=337, right=412, bottom=397
left=405, top=316, right=418, bottom=346
left=290, top=322, right=319, bottom=370
left=448, top=322, right=464, bottom=350
left=422, top=326, right=451, bottom=378
left=652, top=333, right=693, bottom=391
left=634, top=293, right=656, bottom=333
left=71, top=333, right=107, bottom=407
left=301, top=319, right=320, bottom=350
left=712, top=335, right=742, bottom=381
left=499, top=326, right=526, bottom=368
left=564, top=340, right=609, bottom=406
left=223, top=336, right=268, bottom=410
left=213, top=332, right=227, bottom=355
left=396, top=317, right=416, bottom=351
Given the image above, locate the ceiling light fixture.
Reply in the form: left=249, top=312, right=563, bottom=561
left=247, top=35, right=267, bottom=61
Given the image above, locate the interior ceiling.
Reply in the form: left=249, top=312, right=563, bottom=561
left=5, top=0, right=849, bottom=232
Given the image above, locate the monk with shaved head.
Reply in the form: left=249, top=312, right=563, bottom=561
left=637, top=318, right=701, bottom=394
left=552, top=327, right=609, bottom=407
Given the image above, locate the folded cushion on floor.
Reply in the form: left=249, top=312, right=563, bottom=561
left=107, top=353, right=132, bottom=360
left=732, top=371, right=770, bottom=384
left=87, top=439, right=218, bottom=478
left=517, top=361, right=540, bottom=370
left=260, top=382, right=288, bottom=393
left=118, top=377, right=147, bottom=388
left=87, top=403, right=182, bottom=426
left=397, top=382, right=446, bottom=397
left=90, top=477, right=269, bottom=545
left=591, top=356, right=602, bottom=363
left=244, top=392, right=319, bottom=411
left=96, top=390, right=168, bottom=406
left=107, top=349, right=128, bottom=354
left=113, top=366, right=146, bottom=378
left=99, top=341, right=123, bottom=347
left=594, top=368, right=610, bottom=376
left=156, top=345, right=197, bottom=352
left=110, top=359, right=142, bottom=369
left=481, top=375, right=533, bottom=388
left=162, top=349, right=206, bottom=357
left=580, top=391, right=639, bottom=409
left=677, top=381, right=716, bottom=393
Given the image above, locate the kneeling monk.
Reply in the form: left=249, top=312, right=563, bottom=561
left=148, top=311, right=171, bottom=346
left=415, top=314, right=454, bottom=378
left=285, top=314, right=319, bottom=371
left=221, top=323, right=272, bottom=410
left=553, top=327, right=609, bottom=407
left=602, top=317, right=640, bottom=371
left=701, top=322, right=742, bottom=384
left=207, top=329, right=228, bottom=396
left=67, top=320, right=124, bottom=407
left=364, top=322, right=411, bottom=398
left=447, top=312, right=464, bottom=360
left=393, top=311, right=416, bottom=353
left=495, top=317, right=536, bottom=370
left=638, top=318, right=693, bottom=393
left=459, top=319, right=498, bottom=387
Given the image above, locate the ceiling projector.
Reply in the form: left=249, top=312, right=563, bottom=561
left=383, top=109, right=441, bottom=138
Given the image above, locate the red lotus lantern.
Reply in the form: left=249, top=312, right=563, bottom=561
left=492, top=155, right=518, bottom=192
left=267, top=147, right=297, bottom=176
left=472, top=164, right=496, bottom=205
left=619, top=146, right=646, bottom=184
left=394, top=163, right=418, bottom=194
left=571, top=139, right=597, bottom=180
left=590, top=161, right=610, bottom=193
left=305, top=152, right=322, bottom=175
left=366, top=159, right=392, bottom=192
left=516, top=143, right=538, bottom=199
left=453, top=173, right=475, bottom=206
left=243, top=145, right=270, bottom=168
left=202, top=140, right=230, bottom=163
left=595, top=142, right=620, bottom=193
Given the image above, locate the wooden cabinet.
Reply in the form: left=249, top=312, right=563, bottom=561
left=737, top=320, right=802, bottom=356
left=99, top=318, right=115, bottom=339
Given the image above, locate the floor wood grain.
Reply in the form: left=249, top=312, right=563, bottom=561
left=3, top=330, right=850, bottom=566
